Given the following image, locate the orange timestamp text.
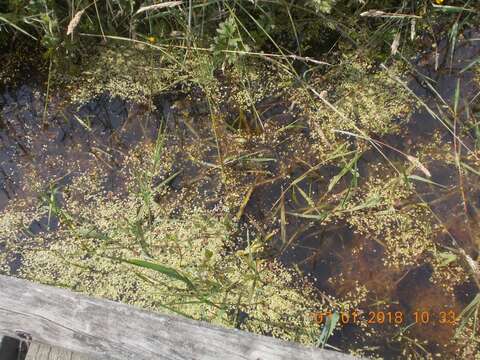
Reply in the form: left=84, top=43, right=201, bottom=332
left=308, top=309, right=458, bottom=326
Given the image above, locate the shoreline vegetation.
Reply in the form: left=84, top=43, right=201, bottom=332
left=1, top=1, right=480, bottom=358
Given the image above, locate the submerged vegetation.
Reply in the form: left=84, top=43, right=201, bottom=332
left=1, top=0, right=480, bottom=359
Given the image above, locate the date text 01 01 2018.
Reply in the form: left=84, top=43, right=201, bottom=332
left=307, top=309, right=459, bottom=326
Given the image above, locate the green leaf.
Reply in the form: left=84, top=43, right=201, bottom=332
left=342, top=194, right=381, bottom=212
left=286, top=211, right=328, bottom=220
left=295, top=185, right=316, bottom=208
left=407, top=175, right=448, bottom=189
left=456, top=293, right=480, bottom=337
left=0, top=13, right=37, bottom=40
left=152, top=170, right=182, bottom=190
left=460, top=56, right=480, bottom=74
left=124, top=259, right=195, bottom=289
left=432, top=4, right=477, bottom=13
left=318, top=312, right=339, bottom=348
left=437, top=252, right=457, bottom=267
left=327, top=152, right=362, bottom=193
left=454, top=79, right=461, bottom=116
left=461, top=162, right=480, bottom=176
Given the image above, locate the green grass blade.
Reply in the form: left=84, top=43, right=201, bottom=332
left=0, top=14, right=37, bottom=40
left=125, top=259, right=195, bottom=290
left=407, top=175, right=448, bottom=189
left=454, top=79, right=461, bottom=116
left=317, top=312, right=339, bottom=348
left=432, top=4, right=477, bottom=13
left=461, top=162, right=480, bottom=176
left=327, top=151, right=362, bottom=193
left=460, top=56, right=480, bottom=73
left=456, top=293, right=480, bottom=337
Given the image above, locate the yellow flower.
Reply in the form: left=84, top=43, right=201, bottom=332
left=147, top=36, right=156, bottom=44
left=434, top=0, right=444, bottom=4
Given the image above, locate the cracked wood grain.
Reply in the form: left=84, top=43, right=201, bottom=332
left=0, top=275, right=359, bottom=360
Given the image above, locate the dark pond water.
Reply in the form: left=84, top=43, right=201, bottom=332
left=238, top=29, right=480, bottom=358
left=0, top=87, right=165, bottom=211
left=281, top=30, right=480, bottom=358
left=1, top=29, right=480, bottom=359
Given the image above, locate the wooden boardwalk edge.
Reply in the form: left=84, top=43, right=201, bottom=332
left=0, top=275, right=359, bottom=360
left=25, top=341, right=92, bottom=360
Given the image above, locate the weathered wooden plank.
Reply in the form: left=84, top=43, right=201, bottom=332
left=0, top=275, right=358, bottom=360
left=25, top=341, right=91, bottom=360
left=49, top=346, right=75, bottom=360
left=71, top=353, right=92, bottom=360
left=26, top=342, right=53, bottom=360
